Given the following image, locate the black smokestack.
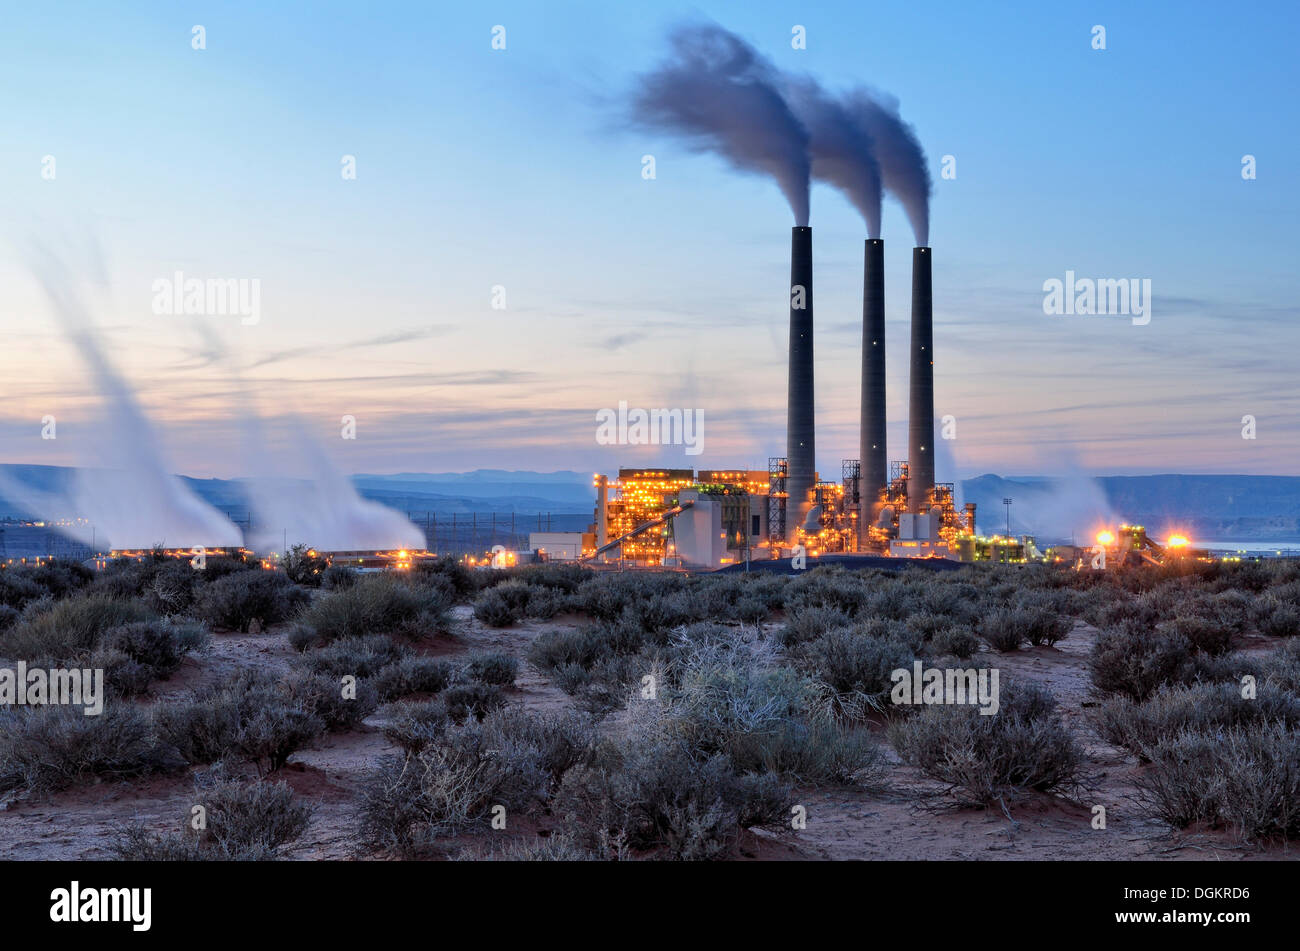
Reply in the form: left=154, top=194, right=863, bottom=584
left=631, top=24, right=811, bottom=224
left=859, top=238, right=886, bottom=546
left=787, top=225, right=814, bottom=540
left=907, top=247, right=934, bottom=513
left=843, top=90, right=931, bottom=246
left=786, top=79, right=882, bottom=236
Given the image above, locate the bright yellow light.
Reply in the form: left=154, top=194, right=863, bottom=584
left=1096, top=531, right=1115, bottom=546
left=1167, top=535, right=1189, bottom=548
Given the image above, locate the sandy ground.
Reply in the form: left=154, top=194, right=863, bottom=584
left=1, top=609, right=1293, bottom=861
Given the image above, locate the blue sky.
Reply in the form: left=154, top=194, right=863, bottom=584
left=1, top=0, right=1297, bottom=482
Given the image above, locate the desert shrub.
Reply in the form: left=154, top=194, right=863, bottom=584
left=779, top=605, right=851, bottom=647
left=473, top=586, right=522, bottom=627
left=1096, top=682, right=1300, bottom=759
left=1257, top=599, right=1300, bottom=638
left=929, top=625, right=979, bottom=659
left=287, top=670, right=379, bottom=732
left=280, top=545, right=328, bottom=587
left=0, top=705, right=180, bottom=796
left=411, top=557, right=477, bottom=599
left=1136, top=724, right=1300, bottom=841
left=785, top=569, right=870, bottom=617
left=523, top=586, right=567, bottom=619
left=0, top=594, right=153, bottom=663
left=113, top=770, right=312, bottom=860
left=154, top=669, right=324, bottom=772
left=371, top=655, right=457, bottom=700
left=143, top=560, right=199, bottom=614
left=981, top=606, right=1069, bottom=652
left=466, top=651, right=519, bottom=686
left=359, top=705, right=592, bottom=854
left=510, top=562, right=591, bottom=593
left=529, top=617, right=645, bottom=676
left=795, top=629, right=915, bottom=712
left=459, top=833, right=601, bottom=861
left=87, top=646, right=154, bottom=697
left=382, top=698, right=454, bottom=753
left=553, top=732, right=790, bottom=860
left=0, top=570, right=45, bottom=609
left=437, top=683, right=506, bottom=723
left=733, top=595, right=768, bottom=626
left=194, top=571, right=307, bottom=632
left=0, top=604, right=20, bottom=631
left=1157, top=614, right=1233, bottom=656
left=198, top=555, right=257, bottom=581
left=321, top=563, right=358, bottom=590
left=104, top=620, right=208, bottom=682
left=27, top=558, right=95, bottom=600
left=1266, top=638, right=1300, bottom=692
left=303, top=635, right=411, bottom=678
left=298, top=574, right=448, bottom=644
left=1089, top=625, right=1195, bottom=701
left=0, top=571, right=45, bottom=608
left=890, top=681, right=1082, bottom=804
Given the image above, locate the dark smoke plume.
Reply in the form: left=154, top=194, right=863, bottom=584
left=842, top=89, right=931, bottom=246
left=785, top=77, right=882, bottom=237
left=632, top=23, right=811, bottom=225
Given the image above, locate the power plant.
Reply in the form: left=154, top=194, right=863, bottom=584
left=558, top=231, right=979, bottom=570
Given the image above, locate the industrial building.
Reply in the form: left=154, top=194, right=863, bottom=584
left=576, top=230, right=984, bottom=570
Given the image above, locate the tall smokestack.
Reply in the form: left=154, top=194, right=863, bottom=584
left=858, top=238, right=886, bottom=548
left=787, top=225, right=815, bottom=541
left=907, top=246, right=934, bottom=513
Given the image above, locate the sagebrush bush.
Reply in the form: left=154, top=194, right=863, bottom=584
left=981, top=606, right=1069, bottom=652
left=890, top=681, right=1082, bottom=804
left=321, top=563, right=358, bottom=590
left=1257, top=599, right=1300, bottom=638
left=303, top=635, right=410, bottom=678
left=1, top=594, right=153, bottom=663
left=0, top=570, right=45, bottom=609
left=1089, top=624, right=1195, bottom=701
left=553, top=730, right=790, bottom=860
left=154, top=669, right=324, bottom=772
left=929, top=625, right=979, bottom=659
left=298, top=574, right=448, bottom=644
left=795, top=628, right=915, bottom=711
left=0, top=705, right=180, bottom=796
left=104, top=620, right=208, bottom=681
left=473, top=586, right=522, bottom=627
left=1156, top=614, right=1233, bottom=656
left=360, top=705, right=596, bottom=855
left=1136, top=723, right=1300, bottom=842
left=194, top=571, right=307, bottom=632
left=466, top=651, right=519, bottom=686
left=114, top=769, right=312, bottom=860
left=779, top=605, right=851, bottom=647
left=411, top=557, right=478, bottom=598
left=287, top=670, right=379, bottom=732
left=1096, top=681, right=1300, bottom=759
left=437, top=683, right=507, bottom=723
left=371, top=655, right=457, bottom=700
